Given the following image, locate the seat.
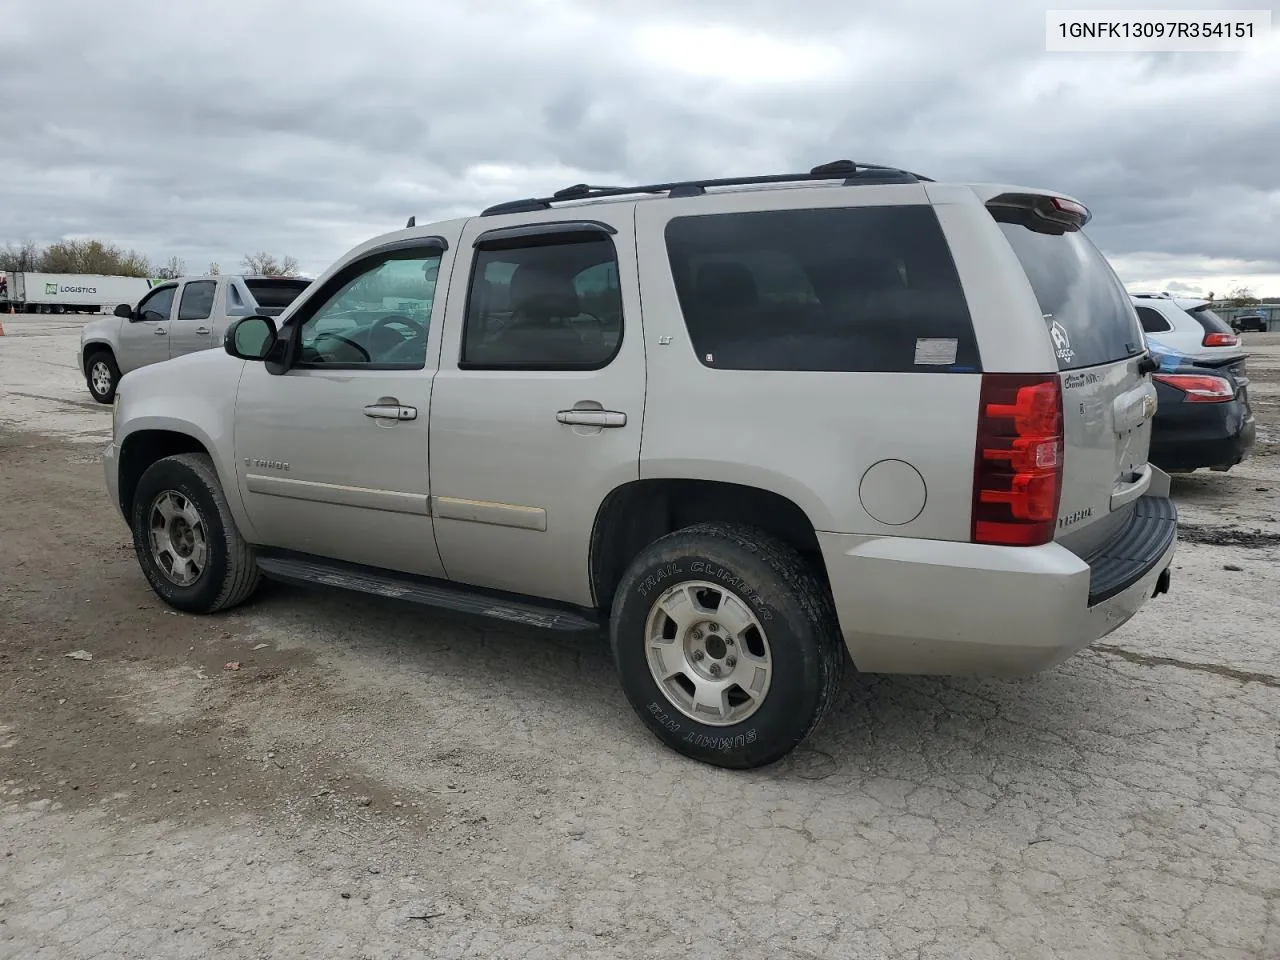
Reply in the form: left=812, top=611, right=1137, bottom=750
left=492, top=264, right=589, bottom=364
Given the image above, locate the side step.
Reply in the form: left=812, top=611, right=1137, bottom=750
left=255, top=553, right=602, bottom=633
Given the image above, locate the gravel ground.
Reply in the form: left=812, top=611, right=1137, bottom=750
left=2, top=316, right=1279, bottom=960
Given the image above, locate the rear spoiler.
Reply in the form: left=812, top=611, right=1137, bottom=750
left=986, top=192, right=1091, bottom=230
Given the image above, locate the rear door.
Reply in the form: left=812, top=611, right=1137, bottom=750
left=169, top=279, right=217, bottom=357
left=429, top=212, right=644, bottom=606
left=989, top=198, right=1157, bottom=555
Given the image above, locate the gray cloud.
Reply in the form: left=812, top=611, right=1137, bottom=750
left=2, top=0, right=1277, bottom=290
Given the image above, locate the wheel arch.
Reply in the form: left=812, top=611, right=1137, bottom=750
left=116, top=418, right=254, bottom=544
left=117, top=429, right=214, bottom=520
left=588, top=478, right=825, bottom=613
left=81, top=340, right=117, bottom=375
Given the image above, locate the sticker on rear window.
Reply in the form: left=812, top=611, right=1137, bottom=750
left=1048, top=318, right=1076, bottom=364
left=914, top=338, right=958, bottom=366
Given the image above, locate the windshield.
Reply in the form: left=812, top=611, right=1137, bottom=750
left=993, top=210, right=1143, bottom=371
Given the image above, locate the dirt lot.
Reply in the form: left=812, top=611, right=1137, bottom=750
left=2, top=316, right=1279, bottom=960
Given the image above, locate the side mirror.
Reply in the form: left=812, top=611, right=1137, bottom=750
left=113, top=303, right=133, bottom=319
left=224, top=316, right=277, bottom=361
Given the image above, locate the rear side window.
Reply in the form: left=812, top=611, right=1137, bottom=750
left=1136, top=306, right=1172, bottom=333
left=993, top=210, right=1142, bottom=370
left=1186, top=305, right=1233, bottom=335
left=663, top=206, right=980, bottom=372
left=461, top=234, right=623, bottom=369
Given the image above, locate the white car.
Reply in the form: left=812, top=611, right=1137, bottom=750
left=104, top=160, right=1177, bottom=768
left=1130, top=293, right=1246, bottom=367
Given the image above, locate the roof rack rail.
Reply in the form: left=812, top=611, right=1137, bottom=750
left=479, top=159, right=933, bottom=216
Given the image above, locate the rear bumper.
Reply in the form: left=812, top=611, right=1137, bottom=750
left=1150, top=405, right=1255, bottom=472
left=819, top=495, right=1177, bottom=677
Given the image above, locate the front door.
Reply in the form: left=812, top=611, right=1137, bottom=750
left=429, top=212, right=646, bottom=606
left=116, top=283, right=177, bottom=372
left=233, top=236, right=455, bottom=577
left=169, top=279, right=217, bottom=358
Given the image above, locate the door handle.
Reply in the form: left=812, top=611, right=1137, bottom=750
left=556, top=409, right=626, bottom=427
left=364, top=403, right=417, bottom=421
left=195, top=327, right=211, bottom=334
left=153, top=327, right=168, bottom=335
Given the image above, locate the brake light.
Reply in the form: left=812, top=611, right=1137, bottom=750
left=1050, top=197, right=1090, bottom=221
left=972, top=374, right=1064, bottom=547
left=1202, top=332, right=1239, bottom=347
left=1153, top=373, right=1234, bottom=403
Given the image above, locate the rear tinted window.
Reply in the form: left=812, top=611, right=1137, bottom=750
left=1186, top=305, right=1233, bottom=335
left=663, top=206, right=979, bottom=372
left=246, top=278, right=310, bottom=311
left=994, top=212, right=1142, bottom=370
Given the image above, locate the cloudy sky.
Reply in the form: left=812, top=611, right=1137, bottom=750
left=2, top=0, right=1277, bottom=295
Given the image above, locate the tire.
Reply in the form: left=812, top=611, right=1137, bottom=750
left=85, top=349, right=120, bottom=404
left=609, top=522, right=845, bottom=769
left=130, top=453, right=261, bottom=614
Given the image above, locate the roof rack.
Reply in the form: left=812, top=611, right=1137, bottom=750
left=480, top=159, right=933, bottom=216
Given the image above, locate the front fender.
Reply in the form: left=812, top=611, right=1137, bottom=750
left=114, top=353, right=256, bottom=541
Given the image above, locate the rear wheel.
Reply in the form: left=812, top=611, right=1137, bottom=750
left=130, top=453, right=261, bottom=613
left=85, top=350, right=119, bottom=403
left=610, top=522, right=844, bottom=769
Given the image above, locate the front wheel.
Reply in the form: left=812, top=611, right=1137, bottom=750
left=610, top=522, right=845, bottom=769
left=130, top=453, right=261, bottom=613
left=85, top=350, right=120, bottom=403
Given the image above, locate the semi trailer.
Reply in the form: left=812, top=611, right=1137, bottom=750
left=0, top=271, right=160, bottom=314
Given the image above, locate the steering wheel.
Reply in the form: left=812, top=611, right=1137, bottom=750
left=367, top=313, right=426, bottom=361
left=370, top=313, right=426, bottom=340
left=312, top=331, right=371, bottom=362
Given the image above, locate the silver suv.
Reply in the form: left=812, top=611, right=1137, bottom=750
left=104, top=160, right=1177, bottom=768
left=79, top=274, right=311, bottom=403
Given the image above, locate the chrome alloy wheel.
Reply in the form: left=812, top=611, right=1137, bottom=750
left=644, top=580, right=773, bottom=726
left=90, top=360, right=113, bottom=397
left=147, top=490, right=208, bottom=587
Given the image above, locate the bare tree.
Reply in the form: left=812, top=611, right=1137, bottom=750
left=208, top=262, right=221, bottom=276
left=0, top=240, right=41, bottom=272
left=38, top=239, right=153, bottom=277
left=1227, top=285, right=1259, bottom=306
left=154, top=255, right=186, bottom=280
left=241, top=251, right=300, bottom=277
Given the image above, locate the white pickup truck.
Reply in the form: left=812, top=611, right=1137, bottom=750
left=78, top=274, right=311, bottom=402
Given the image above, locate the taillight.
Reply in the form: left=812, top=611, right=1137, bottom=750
left=972, top=374, right=1064, bottom=547
left=1153, top=373, right=1234, bottom=403
left=1202, top=332, right=1239, bottom=347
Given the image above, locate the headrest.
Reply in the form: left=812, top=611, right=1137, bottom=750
left=508, top=265, right=579, bottom=319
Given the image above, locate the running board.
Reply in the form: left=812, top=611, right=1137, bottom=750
left=255, top=553, right=601, bottom=633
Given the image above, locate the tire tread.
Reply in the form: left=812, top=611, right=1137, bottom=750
left=611, top=520, right=845, bottom=768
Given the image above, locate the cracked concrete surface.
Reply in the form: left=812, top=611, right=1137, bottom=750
left=2, top=320, right=1279, bottom=959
